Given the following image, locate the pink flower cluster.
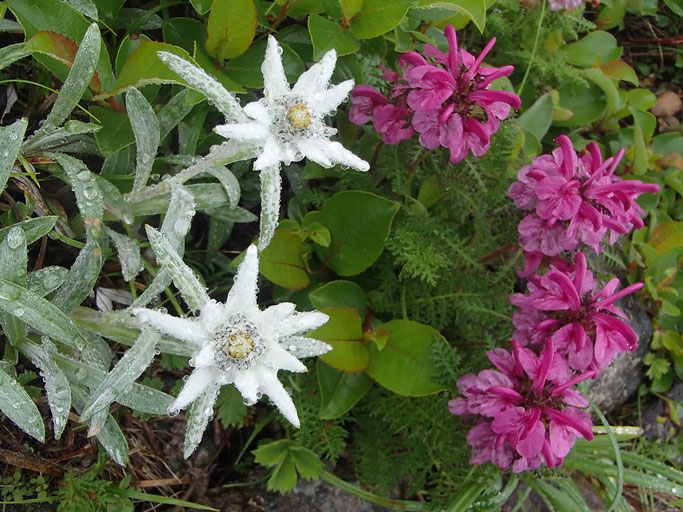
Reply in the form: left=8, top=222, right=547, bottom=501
left=548, top=0, right=582, bottom=11
left=350, top=25, right=520, bottom=163
left=508, top=135, right=659, bottom=276
left=449, top=339, right=595, bottom=473
left=450, top=137, right=657, bottom=473
left=510, top=252, right=643, bottom=373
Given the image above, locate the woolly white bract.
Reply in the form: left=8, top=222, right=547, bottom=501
left=214, top=36, right=370, bottom=249
left=133, top=244, right=330, bottom=453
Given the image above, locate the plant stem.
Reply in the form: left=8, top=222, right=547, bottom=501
left=124, top=141, right=257, bottom=203
left=516, top=0, right=546, bottom=97
left=319, top=470, right=427, bottom=511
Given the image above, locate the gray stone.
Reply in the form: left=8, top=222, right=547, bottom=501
left=207, top=477, right=375, bottom=512
left=586, top=293, right=652, bottom=415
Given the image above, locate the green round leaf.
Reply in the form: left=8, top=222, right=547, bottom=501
left=311, top=307, right=368, bottom=372
left=259, top=229, right=310, bottom=290
left=315, top=190, right=400, bottom=276
left=317, top=360, right=372, bottom=419
left=309, top=280, right=368, bottom=313
left=366, top=319, right=449, bottom=396
left=308, top=14, right=360, bottom=61
left=205, top=0, right=256, bottom=60
left=350, top=0, right=415, bottom=39
left=553, top=82, right=606, bottom=128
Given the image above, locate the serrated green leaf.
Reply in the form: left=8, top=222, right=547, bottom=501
left=0, top=118, right=27, bottom=195
left=0, top=278, right=86, bottom=350
left=205, top=0, right=256, bottom=60
left=317, top=359, right=371, bottom=419
left=267, top=452, right=298, bottom=493
left=146, top=226, right=209, bottom=311
left=80, top=328, right=160, bottom=421
left=215, top=385, right=247, bottom=427
left=253, top=439, right=292, bottom=466
left=290, top=446, right=323, bottom=479
left=127, top=87, right=160, bottom=192
left=366, top=319, right=448, bottom=396
left=0, top=368, right=45, bottom=442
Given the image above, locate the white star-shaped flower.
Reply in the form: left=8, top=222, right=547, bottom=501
left=133, top=230, right=330, bottom=456
left=214, top=36, right=370, bottom=249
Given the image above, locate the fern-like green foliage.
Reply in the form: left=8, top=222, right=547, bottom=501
left=289, top=367, right=348, bottom=464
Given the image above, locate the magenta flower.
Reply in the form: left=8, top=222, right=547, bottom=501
left=350, top=85, right=414, bottom=145
left=510, top=251, right=644, bottom=372
left=349, top=25, right=520, bottom=161
left=548, top=0, right=582, bottom=10
left=401, top=25, right=520, bottom=162
left=508, top=136, right=659, bottom=262
left=450, top=339, right=594, bottom=472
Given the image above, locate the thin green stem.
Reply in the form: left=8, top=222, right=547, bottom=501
left=319, top=470, right=427, bottom=511
left=590, top=399, right=624, bottom=512
left=516, top=0, right=546, bottom=96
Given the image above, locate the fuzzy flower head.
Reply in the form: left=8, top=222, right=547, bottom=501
left=509, top=135, right=659, bottom=271
left=215, top=36, right=368, bottom=249
left=134, top=230, right=330, bottom=456
left=450, top=339, right=595, bottom=473
left=510, top=251, right=644, bottom=373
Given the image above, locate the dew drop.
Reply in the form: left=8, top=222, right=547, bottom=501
left=74, top=368, right=87, bottom=381
left=1, top=149, right=9, bottom=158
left=76, top=170, right=90, bottom=181
left=5, top=227, right=23, bottom=249
left=12, top=306, right=24, bottom=317
left=83, top=187, right=98, bottom=200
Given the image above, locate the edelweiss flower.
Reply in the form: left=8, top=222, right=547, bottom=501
left=214, top=36, right=369, bottom=249
left=133, top=233, right=330, bottom=456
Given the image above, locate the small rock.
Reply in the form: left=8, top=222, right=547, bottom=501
left=587, top=293, right=652, bottom=415
left=651, top=91, right=682, bottom=117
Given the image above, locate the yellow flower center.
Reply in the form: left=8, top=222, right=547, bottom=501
left=287, top=104, right=312, bottom=131
left=223, top=331, right=256, bottom=360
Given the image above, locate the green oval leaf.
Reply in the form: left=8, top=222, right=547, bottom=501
left=317, top=359, right=371, bottom=419
left=259, top=229, right=310, bottom=291
left=366, top=319, right=448, bottom=396
left=315, top=190, right=400, bottom=276
left=350, top=0, right=416, bottom=39
left=309, top=280, right=367, bottom=313
left=308, top=14, right=360, bottom=61
left=205, top=0, right=256, bottom=60
left=553, top=82, right=606, bottom=128
left=311, top=307, right=368, bottom=371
